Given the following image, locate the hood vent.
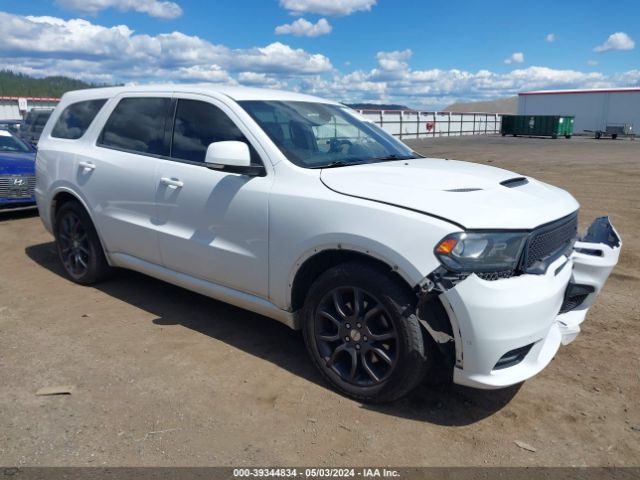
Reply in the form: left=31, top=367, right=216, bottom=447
left=445, top=188, right=482, bottom=192
left=500, top=177, right=529, bottom=188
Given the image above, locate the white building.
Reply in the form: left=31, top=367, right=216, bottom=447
left=518, top=87, right=640, bottom=134
left=0, top=96, right=59, bottom=120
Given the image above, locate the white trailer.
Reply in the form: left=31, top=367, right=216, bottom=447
left=518, top=88, right=640, bottom=136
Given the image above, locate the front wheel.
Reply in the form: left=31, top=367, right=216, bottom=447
left=54, top=201, right=112, bottom=285
left=302, top=262, right=429, bottom=403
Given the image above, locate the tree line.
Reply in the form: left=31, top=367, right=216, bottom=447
left=0, top=70, right=113, bottom=97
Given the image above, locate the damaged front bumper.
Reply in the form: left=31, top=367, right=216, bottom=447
left=421, top=216, right=621, bottom=390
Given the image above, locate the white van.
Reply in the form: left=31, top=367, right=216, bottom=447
left=35, top=85, right=621, bottom=402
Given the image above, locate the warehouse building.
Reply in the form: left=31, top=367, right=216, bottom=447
left=0, top=96, right=59, bottom=121
left=518, top=87, right=640, bottom=134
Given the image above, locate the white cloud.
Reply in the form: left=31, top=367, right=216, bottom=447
left=545, top=33, right=556, bottom=43
left=587, top=59, right=599, bottom=66
left=232, top=42, right=332, bottom=74
left=275, top=18, right=332, bottom=37
left=504, top=52, right=524, bottom=64
left=594, top=32, right=635, bottom=52
left=2, top=11, right=639, bottom=109
left=299, top=51, right=623, bottom=109
left=376, top=49, right=412, bottom=70
left=279, top=0, right=376, bottom=16
left=56, top=0, right=183, bottom=19
left=0, top=12, right=332, bottom=83
left=238, top=72, right=287, bottom=89
left=174, top=65, right=234, bottom=83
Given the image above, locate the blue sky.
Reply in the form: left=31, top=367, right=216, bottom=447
left=0, top=0, right=638, bottom=108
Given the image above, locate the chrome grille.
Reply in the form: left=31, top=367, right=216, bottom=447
left=0, top=175, right=36, bottom=199
left=522, top=214, right=578, bottom=271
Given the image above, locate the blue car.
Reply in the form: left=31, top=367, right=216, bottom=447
left=0, top=128, right=37, bottom=210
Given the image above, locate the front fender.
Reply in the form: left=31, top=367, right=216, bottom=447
left=286, top=235, right=426, bottom=298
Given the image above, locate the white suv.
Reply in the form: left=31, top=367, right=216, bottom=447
left=36, top=85, right=621, bottom=402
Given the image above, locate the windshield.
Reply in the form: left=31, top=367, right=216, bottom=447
left=239, top=101, right=419, bottom=168
left=0, top=130, right=32, bottom=153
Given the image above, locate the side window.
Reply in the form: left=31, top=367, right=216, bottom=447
left=51, top=99, right=106, bottom=140
left=31, top=112, right=52, bottom=135
left=171, top=99, right=260, bottom=164
left=99, top=97, right=170, bottom=156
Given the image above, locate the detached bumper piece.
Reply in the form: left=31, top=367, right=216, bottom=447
left=431, top=216, right=621, bottom=389
left=557, top=216, right=622, bottom=345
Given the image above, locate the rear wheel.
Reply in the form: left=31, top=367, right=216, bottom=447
left=302, top=262, right=429, bottom=403
left=54, top=201, right=112, bottom=285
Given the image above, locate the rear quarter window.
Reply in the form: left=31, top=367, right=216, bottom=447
left=51, top=100, right=107, bottom=140
left=98, top=97, right=170, bottom=156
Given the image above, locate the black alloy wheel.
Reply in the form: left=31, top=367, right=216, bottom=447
left=302, top=262, right=430, bottom=403
left=57, top=209, right=91, bottom=279
left=54, top=201, right=112, bottom=285
left=314, top=286, right=398, bottom=386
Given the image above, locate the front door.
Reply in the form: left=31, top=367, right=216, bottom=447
left=154, top=96, right=272, bottom=298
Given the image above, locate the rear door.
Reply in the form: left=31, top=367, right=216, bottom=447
left=82, top=94, right=172, bottom=264
left=154, top=94, right=272, bottom=298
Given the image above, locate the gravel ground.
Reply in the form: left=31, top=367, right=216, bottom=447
left=0, top=135, right=638, bottom=467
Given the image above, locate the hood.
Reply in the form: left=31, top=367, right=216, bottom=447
left=0, top=152, right=36, bottom=175
left=320, top=158, right=579, bottom=230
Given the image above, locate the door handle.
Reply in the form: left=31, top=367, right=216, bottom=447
left=160, top=177, right=184, bottom=189
left=78, top=161, right=95, bottom=171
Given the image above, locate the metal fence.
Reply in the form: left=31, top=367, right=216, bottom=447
left=356, top=110, right=503, bottom=140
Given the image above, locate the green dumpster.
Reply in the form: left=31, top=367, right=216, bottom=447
left=501, top=115, right=574, bottom=139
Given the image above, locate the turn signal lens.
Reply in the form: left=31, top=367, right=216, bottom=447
left=435, top=238, right=458, bottom=254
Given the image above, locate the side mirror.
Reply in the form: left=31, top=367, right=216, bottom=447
left=205, top=141, right=250, bottom=168
left=204, top=141, right=265, bottom=176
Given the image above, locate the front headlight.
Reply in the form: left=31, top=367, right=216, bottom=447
left=434, top=232, right=528, bottom=273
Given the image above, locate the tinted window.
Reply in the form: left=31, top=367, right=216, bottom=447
left=239, top=100, right=417, bottom=168
left=52, top=99, right=106, bottom=139
left=0, top=130, right=31, bottom=153
left=100, top=97, right=170, bottom=156
left=24, top=111, right=52, bottom=135
left=33, top=112, right=51, bottom=127
left=171, top=99, right=258, bottom=164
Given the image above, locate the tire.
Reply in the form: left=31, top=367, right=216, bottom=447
left=612, top=134, right=618, bottom=140
left=54, top=201, right=112, bottom=285
left=301, top=262, right=429, bottom=403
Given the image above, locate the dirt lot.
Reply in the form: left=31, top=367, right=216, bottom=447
left=1, top=135, right=638, bottom=467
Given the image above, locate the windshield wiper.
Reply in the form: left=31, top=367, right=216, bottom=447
left=309, top=154, right=420, bottom=169
left=370, top=154, right=418, bottom=162
left=310, top=160, right=365, bottom=169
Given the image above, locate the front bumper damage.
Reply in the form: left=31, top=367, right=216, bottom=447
left=418, top=216, right=621, bottom=389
